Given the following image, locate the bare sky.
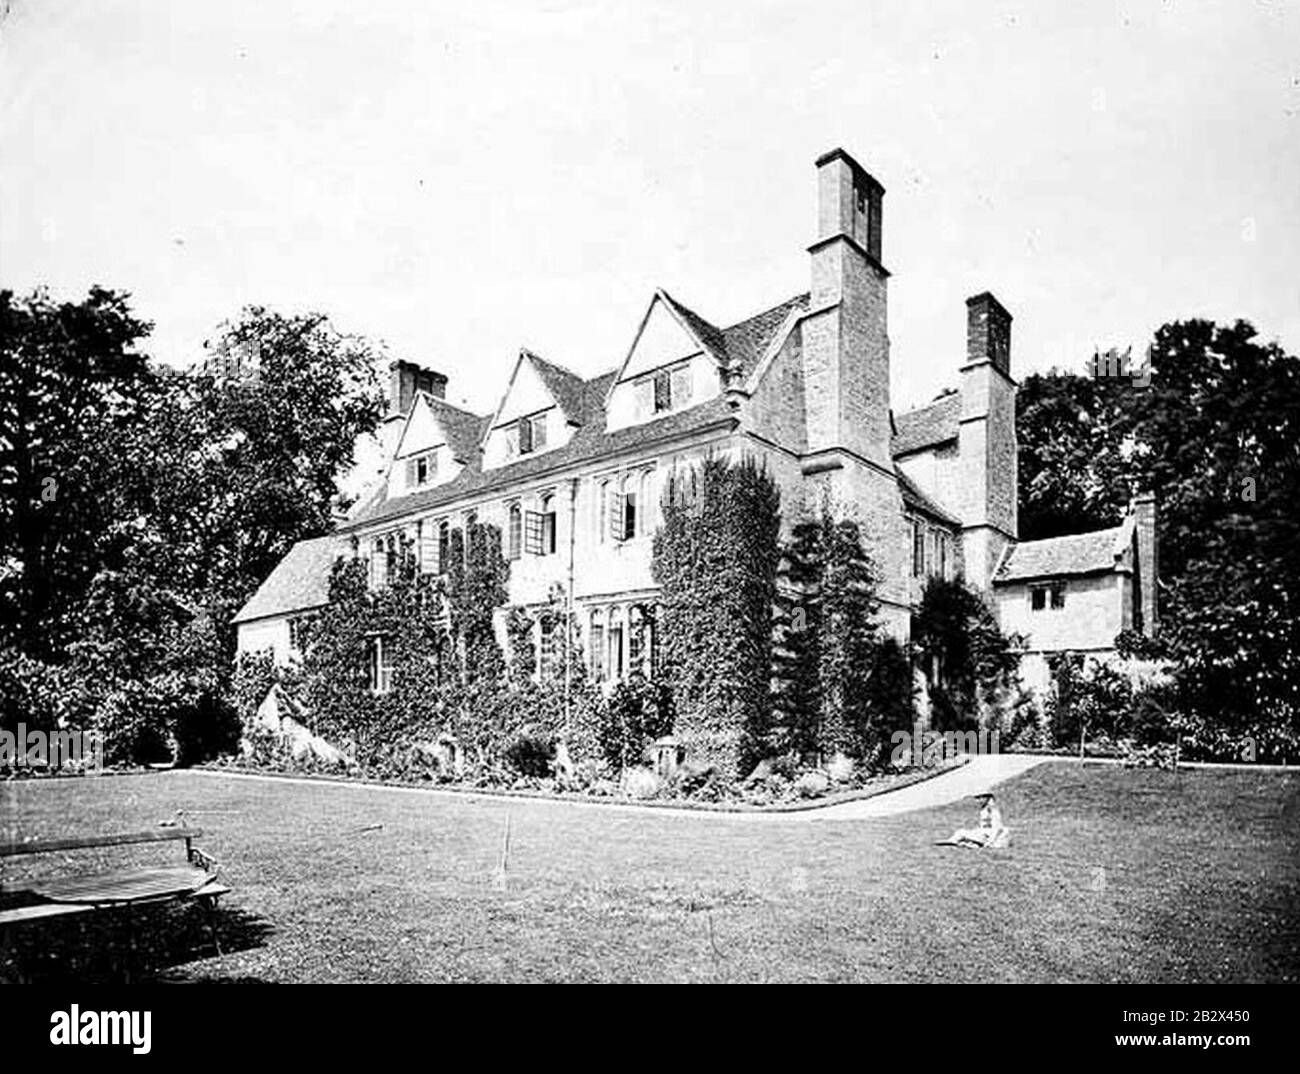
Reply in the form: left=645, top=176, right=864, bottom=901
left=2, top=0, right=1297, bottom=413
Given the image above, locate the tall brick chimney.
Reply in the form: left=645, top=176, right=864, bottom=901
left=957, top=292, right=1018, bottom=587
left=804, top=147, right=891, bottom=467
left=1132, top=491, right=1158, bottom=635
left=388, top=359, right=448, bottom=417
left=801, top=148, right=909, bottom=636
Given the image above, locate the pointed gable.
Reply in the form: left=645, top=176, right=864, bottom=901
left=481, top=349, right=580, bottom=469
left=619, top=291, right=714, bottom=383
left=395, top=392, right=446, bottom=459
left=387, top=391, right=485, bottom=497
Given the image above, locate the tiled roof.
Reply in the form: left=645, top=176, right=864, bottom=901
left=893, top=392, right=959, bottom=456
left=994, top=526, right=1128, bottom=583
left=344, top=373, right=736, bottom=528
left=524, top=351, right=588, bottom=425
left=233, top=535, right=340, bottom=624
left=659, top=291, right=810, bottom=383
left=423, top=394, right=490, bottom=463
left=344, top=290, right=813, bottom=531
left=722, top=294, right=810, bottom=381
left=896, top=469, right=961, bottom=526
left=659, top=291, right=730, bottom=366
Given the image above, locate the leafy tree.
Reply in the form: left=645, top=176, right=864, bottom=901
left=1017, top=319, right=1300, bottom=756
left=913, top=577, right=1024, bottom=733
left=0, top=287, right=154, bottom=657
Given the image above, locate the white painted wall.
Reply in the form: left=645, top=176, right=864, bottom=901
left=996, top=572, right=1127, bottom=653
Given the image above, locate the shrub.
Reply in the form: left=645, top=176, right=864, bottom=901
left=504, top=732, right=555, bottom=778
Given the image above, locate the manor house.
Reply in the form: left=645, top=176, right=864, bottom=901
left=234, top=148, right=1157, bottom=697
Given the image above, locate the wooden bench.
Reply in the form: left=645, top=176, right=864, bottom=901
left=0, top=821, right=230, bottom=957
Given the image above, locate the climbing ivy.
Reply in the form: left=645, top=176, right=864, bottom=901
left=652, top=455, right=781, bottom=777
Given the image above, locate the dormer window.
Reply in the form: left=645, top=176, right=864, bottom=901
left=404, top=450, right=436, bottom=489
left=518, top=412, right=548, bottom=455
left=634, top=362, right=693, bottom=420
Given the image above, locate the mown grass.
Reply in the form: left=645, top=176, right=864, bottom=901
left=2, top=762, right=1297, bottom=982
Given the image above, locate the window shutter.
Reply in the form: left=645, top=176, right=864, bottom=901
left=405, top=458, right=418, bottom=487
left=608, top=492, right=625, bottom=541
left=634, top=379, right=653, bottom=420
left=524, top=510, right=544, bottom=555
left=531, top=414, right=547, bottom=449
left=670, top=364, right=692, bottom=406
left=653, top=370, right=671, bottom=413
left=542, top=509, right=556, bottom=555
left=518, top=418, right=533, bottom=454
left=624, top=493, right=637, bottom=540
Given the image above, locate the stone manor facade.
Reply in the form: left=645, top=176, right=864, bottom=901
left=234, top=147, right=1157, bottom=699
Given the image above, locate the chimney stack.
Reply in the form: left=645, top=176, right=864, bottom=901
left=389, top=360, right=448, bottom=417
left=1132, top=492, right=1158, bottom=635
left=965, top=292, right=1012, bottom=377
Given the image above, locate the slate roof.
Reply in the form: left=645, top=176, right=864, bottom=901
left=722, top=294, right=810, bottom=381
left=342, top=291, right=814, bottom=531
left=422, top=394, right=490, bottom=462
left=893, top=392, right=959, bottom=456
left=523, top=351, right=588, bottom=425
left=343, top=374, right=737, bottom=529
left=897, top=469, right=961, bottom=526
left=659, top=291, right=810, bottom=383
left=993, top=525, right=1129, bottom=584
left=233, top=535, right=340, bottom=624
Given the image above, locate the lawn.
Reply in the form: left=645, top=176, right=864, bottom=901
left=2, top=762, right=1298, bottom=982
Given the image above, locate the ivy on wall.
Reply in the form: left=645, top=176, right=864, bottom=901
left=652, top=455, right=781, bottom=776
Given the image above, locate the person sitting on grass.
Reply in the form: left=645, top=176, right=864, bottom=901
left=938, top=792, right=1010, bottom=848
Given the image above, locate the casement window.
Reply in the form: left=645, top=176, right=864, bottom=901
left=1030, top=582, right=1067, bottom=612
left=912, top=521, right=925, bottom=577
left=638, top=361, right=693, bottom=419
left=937, top=532, right=948, bottom=579
left=590, top=611, right=606, bottom=681
left=507, top=503, right=522, bottom=561
left=640, top=471, right=655, bottom=534
left=634, top=378, right=654, bottom=420
left=608, top=608, right=625, bottom=681
left=525, top=494, right=557, bottom=556
left=601, top=472, right=648, bottom=543
left=287, top=615, right=310, bottom=654
left=517, top=412, right=548, bottom=456
left=404, top=450, right=436, bottom=489
left=369, top=635, right=395, bottom=695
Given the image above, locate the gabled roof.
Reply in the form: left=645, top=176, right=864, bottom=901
left=897, top=469, right=961, bottom=526
left=523, top=350, right=588, bottom=425
left=345, top=373, right=739, bottom=528
left=422, top=393, right=491, bottom=463
left=658, top=290, right=810, bottom=384
left=993, top=524, right=1131, bottom=584
left=724, top=294, right=810, bottom=383
left=893, top=392, right=960, bottom=456
left=657, top=290, right=730, bottom=367
left=233, top=535, right=339, bottom=624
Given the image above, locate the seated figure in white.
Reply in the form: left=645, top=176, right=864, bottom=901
left=940, top=792, right=1010, bottom=848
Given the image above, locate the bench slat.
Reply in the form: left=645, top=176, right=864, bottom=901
left=0, top=827, right=203, bottom=858
left=32, top=865, right=213, bottom=904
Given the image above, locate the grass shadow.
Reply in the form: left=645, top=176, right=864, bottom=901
left=0, top=898, right=274, bottom=983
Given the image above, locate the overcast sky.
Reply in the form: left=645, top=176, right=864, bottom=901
left=2, top=0, right=1297, bottom=413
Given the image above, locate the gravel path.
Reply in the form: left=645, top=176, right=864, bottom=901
left=804, top=752, right=1049, bottom=820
